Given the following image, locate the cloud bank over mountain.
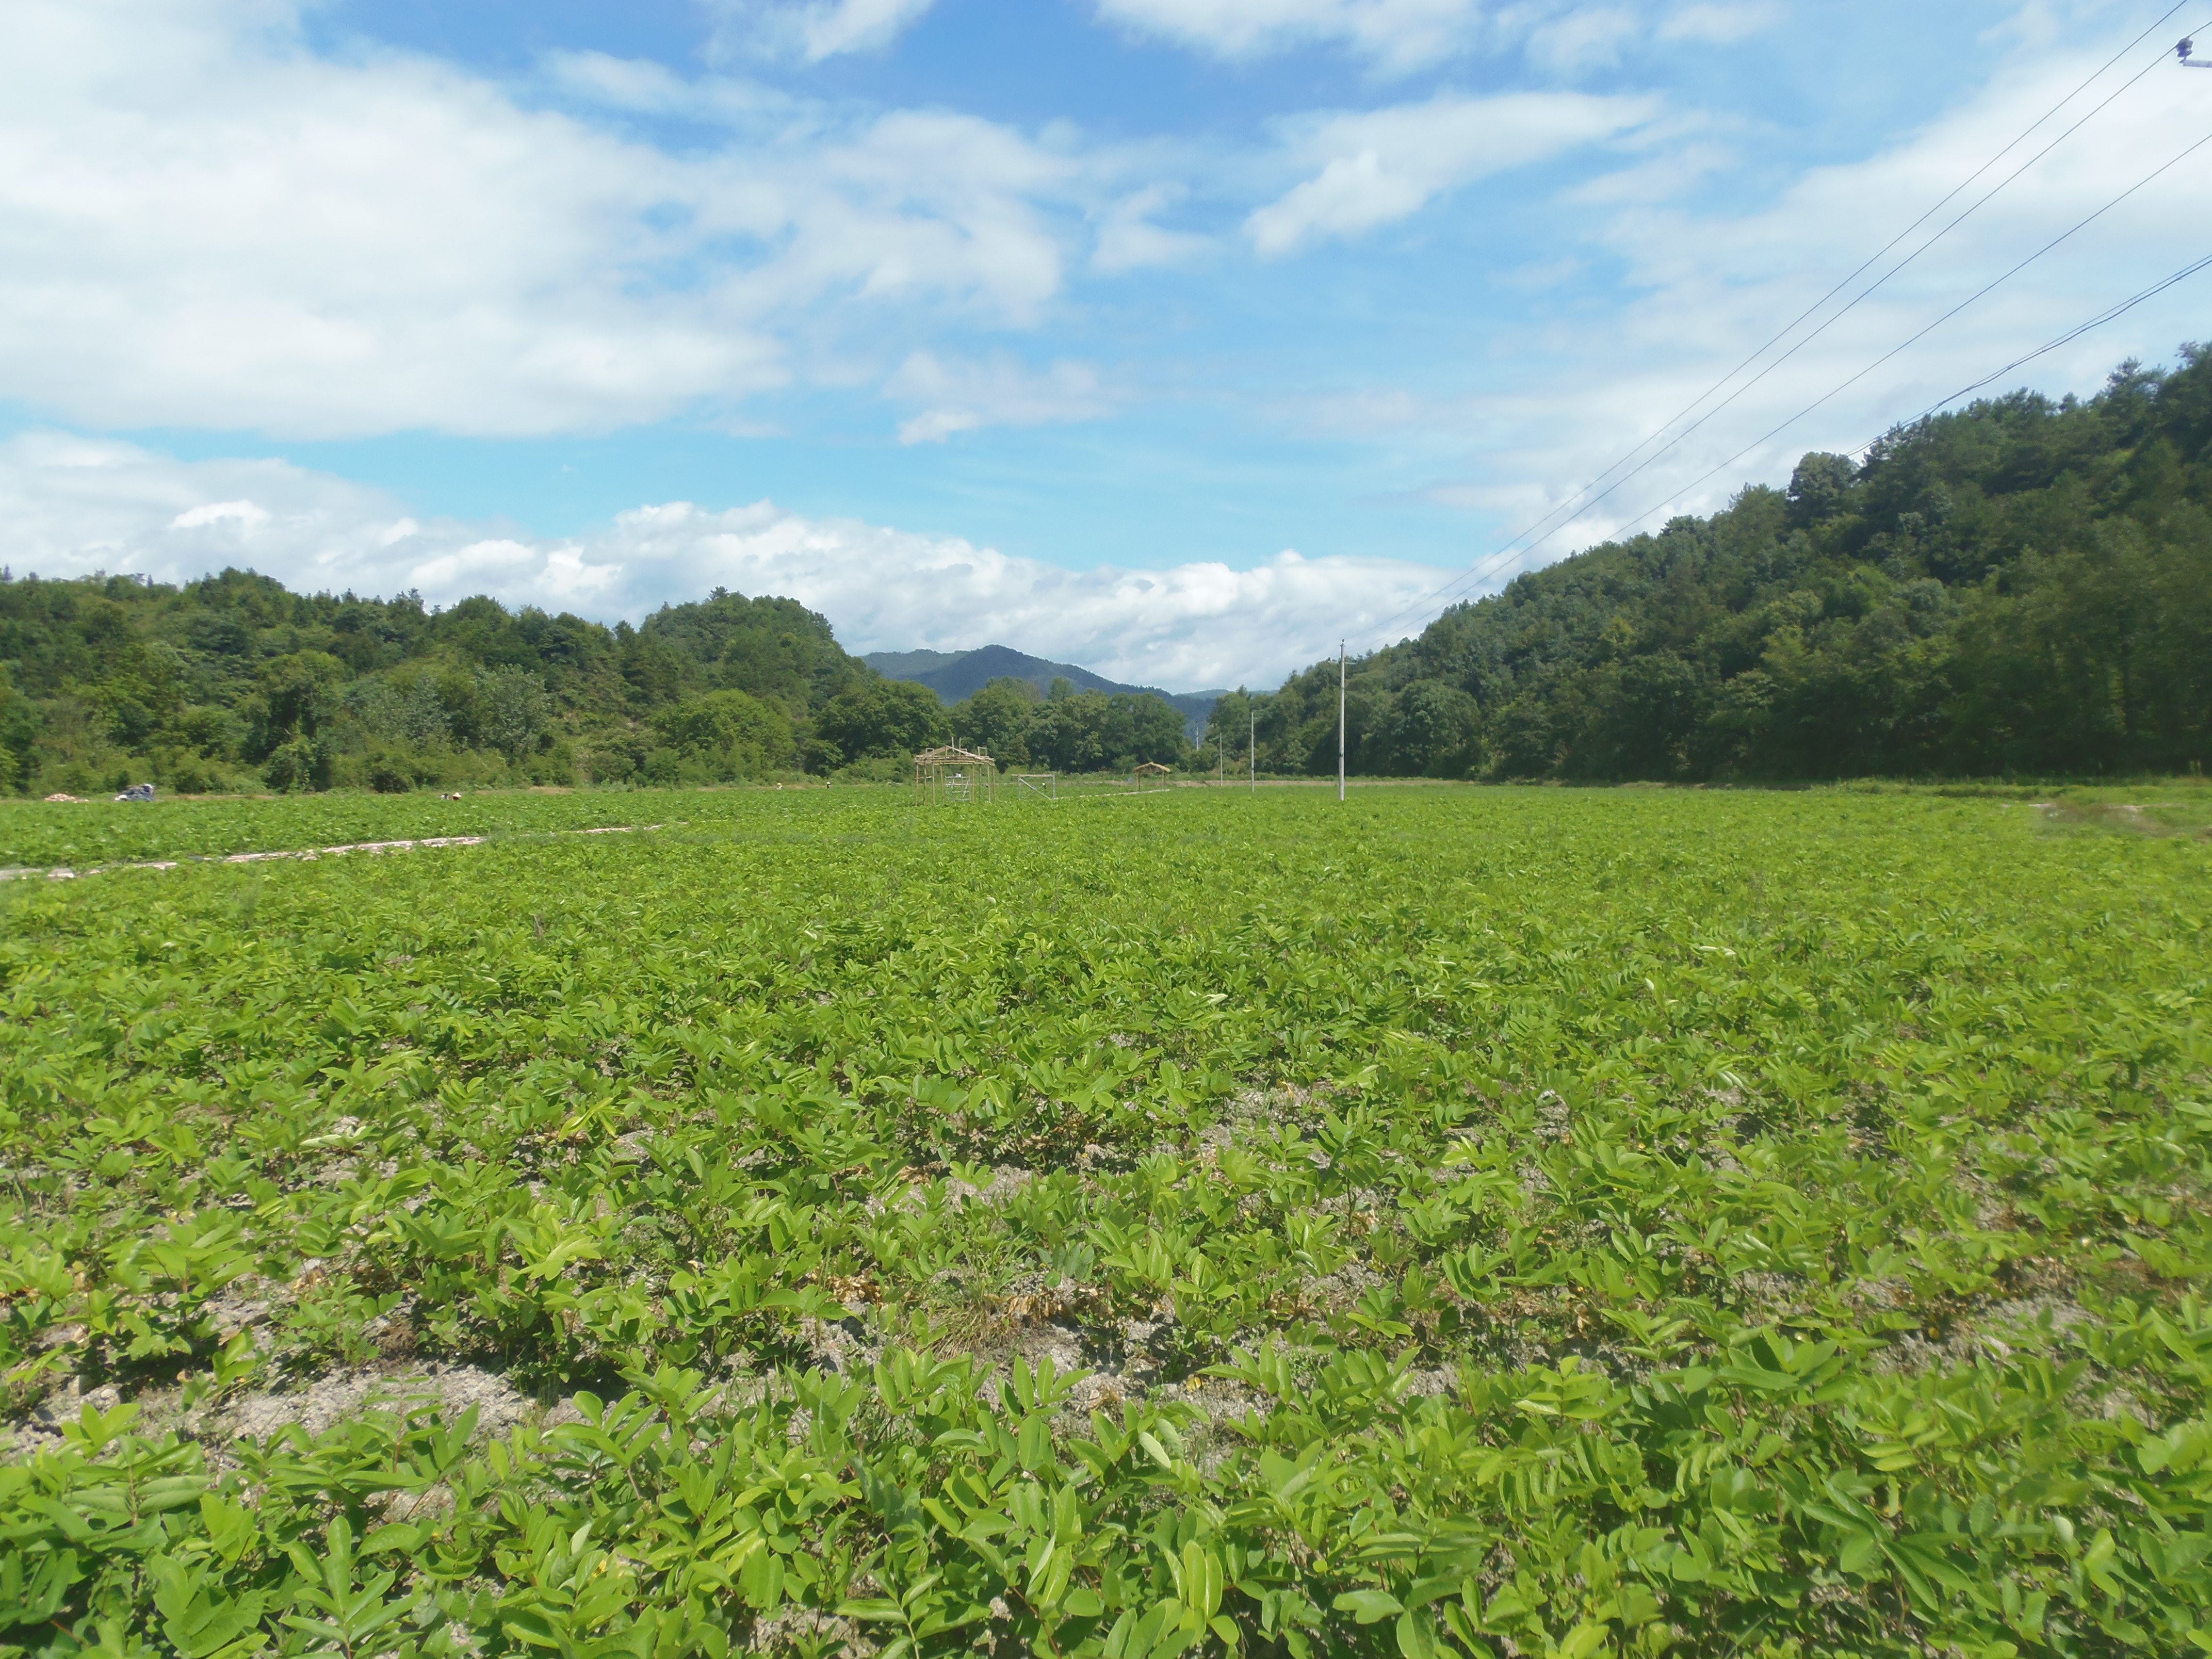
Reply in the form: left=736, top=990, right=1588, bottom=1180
left=0, top=433, right=1440, bottom=690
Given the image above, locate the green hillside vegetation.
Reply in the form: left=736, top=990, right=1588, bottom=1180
left=945, top=677, right=1192, bottom=773
left=0, top=577, right=873, bottom=795
left=0, top=573, right=1195, bottom=798
left=1224, top=348, right=2212, bottom=782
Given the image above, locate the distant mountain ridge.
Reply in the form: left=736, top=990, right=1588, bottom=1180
left=863, top=644, right=1225, bottom=739
left=859, top=648, right=969, bottom=681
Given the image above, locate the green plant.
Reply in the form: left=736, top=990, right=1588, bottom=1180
left=3, top=785, right=2208, bottom=1657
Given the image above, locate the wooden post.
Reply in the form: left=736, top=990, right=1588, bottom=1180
left=1337, top=641, right=1346, bottom=803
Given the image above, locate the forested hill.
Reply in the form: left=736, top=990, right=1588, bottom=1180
left=865, top=643, right=1224, bottom=739
left=0, top=566, right=1198, bottom=795
left=0, top=576, right=949, bottom=793
left=1225, top=346, right=2212, bottom=781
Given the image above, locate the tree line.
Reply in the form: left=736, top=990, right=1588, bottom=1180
left=1213, top=345, right=2212, bottom=782
left=0, top=575, right=1192, bottom=795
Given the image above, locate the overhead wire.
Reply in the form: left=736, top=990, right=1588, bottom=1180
left=1479, top=4, right=2188, bottom=563
left=1590, top=119, right=2212, bottom=546
left=1359, top=20, right=2188, bottom=648
left=1365, top=24, right=2192, bottom=647
left=1356, top=5, right=2200, bottom=649
left=1507, top=37, right=2184, bottom=515
left=1849, top=248, right=2212, bottom=453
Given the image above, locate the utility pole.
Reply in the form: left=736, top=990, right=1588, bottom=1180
left=1337, top=641, right=1346, bottom=803
left=1249, top=705, right=1255, bottom=793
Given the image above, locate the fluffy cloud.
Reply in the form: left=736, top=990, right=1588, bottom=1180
left=706, top=0, right=940, bottom=62
left=1248, top=91, right=1657, bottom=254
left=0, top=0, right=1768, bottom=460
left=0, top=433, right=1447, bottom=689
left=1092, top=185, right=1212, bottom=274
left=885, top=352, right=1116, bottom=443
left=0, top=0, right=1081, bottom=440
left=1329, top=34, right=2212, bottom=569
left=591, top=503, right=1441, bottom=688
left=1094, top=0, right=1495, bottom=74
left=1526, top=7, right=1639, bottom=74
left=1, top=432, right=454, bottom=596
left=1656, top=2, right=1782, bottom=46
left=1092, top=0, right=1780, bottom=73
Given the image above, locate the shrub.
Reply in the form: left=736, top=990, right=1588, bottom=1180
left=816, top=678, right=950, bottom=762
left=651, top=689, right=796, bottom=778
left=262, top=737, right=331, bottom=793
left=168, top=759, right=221, bottom=795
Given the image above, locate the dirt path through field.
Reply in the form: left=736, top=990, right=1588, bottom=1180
left=0, top=823, right=657, bottom=884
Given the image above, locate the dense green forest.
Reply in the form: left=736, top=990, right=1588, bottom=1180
left=1217, top=345, right=2212, bottom=780
left=0, top=573, right=1192, bottom=795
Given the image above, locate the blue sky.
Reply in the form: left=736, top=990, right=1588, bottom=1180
left=3, top=0, right=2206, bottom=688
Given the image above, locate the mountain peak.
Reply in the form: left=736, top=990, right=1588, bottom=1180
left=862, top=644, right=1225, bottom=738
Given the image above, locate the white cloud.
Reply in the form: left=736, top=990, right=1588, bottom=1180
left=705, top=0, right=939, bottom=62
left=1091, top=0, right=1778, bottom=73
left=792, top=110, right=1074, bottom=323
left=1092, top=184, right=1212, bottom=273
left=1348, top=32, right=2212, bottom=559
left=0, top=0, right=1787, bottom=464
left=0, top=432, right=1447, bottom=688
left=1657, top=2, right=1781, bottom=45
left=592, top=502, right=1442, bottom=687
left=0, top=430, right=482, bottom=597
left=1565, top=132, right=1736, bottom=206
left=886, top=351, right=1115, bottom=443
left=170, top=500, right=271, bottom=530
left=0, top=0, right=1085, bottom=439
left=1526, top=7, right=1637, bottom=74
left=1093, top=0, right=1495, bottom=75
left=1248, top=91, right=1657, bottom=254
left=538, top=51, right=795, bottom=120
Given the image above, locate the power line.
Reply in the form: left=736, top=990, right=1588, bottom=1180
left=1852, top=249, right=2212, bottom=451
left=1590, top=120, right=2212, bottom=546
left=1478, top=5, right=2189, bottom=571
left=1356, top=6, right=2197, bottom=650
left=1464, top=37, right=2184, bottom=571
left=1336, top=640, right=1346, bottom=802
left=1368, top=30, right=2189, bottom=646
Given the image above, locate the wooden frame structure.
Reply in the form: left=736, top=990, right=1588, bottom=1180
left=1128, top=761, right=1174, bottom=793
left=914, top=744, right=998, bottom=805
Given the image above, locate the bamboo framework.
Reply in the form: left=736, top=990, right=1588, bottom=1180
left=913, top=744, right=999, bottom=805
left=1128, top=761, right=1173, bottom=793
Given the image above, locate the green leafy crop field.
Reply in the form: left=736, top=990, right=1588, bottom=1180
left=0, top=792, right=676, bottom=872
left=3, top=787, right=2208, bottom=1659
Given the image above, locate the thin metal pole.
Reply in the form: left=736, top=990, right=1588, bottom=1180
left=1337, top=642, right=1346, bottom=803
left=1249, top=705, right=1255, bottom=793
